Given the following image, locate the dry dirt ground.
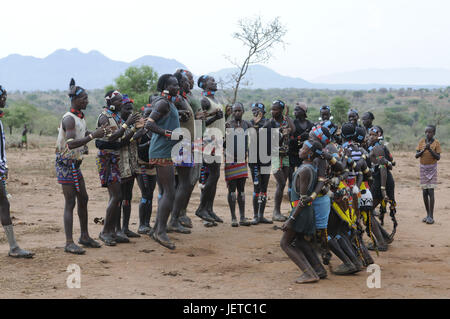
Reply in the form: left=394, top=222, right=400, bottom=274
left=0, top=142, right=449, bottom=299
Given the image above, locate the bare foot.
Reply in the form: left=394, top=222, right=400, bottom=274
left=295, top=272, right=320, bottom=284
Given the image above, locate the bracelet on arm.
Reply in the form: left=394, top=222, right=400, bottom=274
left=164, top=130, right=172, bottom=138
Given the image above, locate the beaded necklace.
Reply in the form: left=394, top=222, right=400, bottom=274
left=202, top=91, right=215, bottom=97
left=70, top=108, right=85, bottom=119
left=161, top=92, right=179, bottom=103
left=104, top=108, right=124, bottom=125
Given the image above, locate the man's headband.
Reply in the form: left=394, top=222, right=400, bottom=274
left=106, top=90, right=122, bottom=102
left=252, top=103, right=265, bottom=110
left=273, top=100, right=285, bottom=109
left=198, top=75, right=209, bottom=88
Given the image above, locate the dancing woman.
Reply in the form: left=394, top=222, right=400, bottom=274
left=135, top=104, right=157, bottom=235
left=117, top=95, right=142, bottom=238
left=268, top=100, right=295, bottom=222
left=144, top=74, right=181, bottom=250
left=367, top=127, right=396, bottom=251
left=288, top=102, right=313, bottom=199
left=280, top=140, right=326, bottom=284
left=194, top=75, right=225, bottom=224
left=169, top=70, right=196, bottom=234
left=224, top=103, right=251, bottom=227
left=96, top=90, right=140, bottom=246
left=248, top=103, right=272, bottom=225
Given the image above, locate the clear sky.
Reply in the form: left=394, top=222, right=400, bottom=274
left=1, top=0, right=450, bottom=81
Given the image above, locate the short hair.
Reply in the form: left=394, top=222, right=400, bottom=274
left=157, top=74, right=176, bottom=92
left=354, top=126, right=366, bottom=143
left=341, top=122, right=356, bottom=139
left=272, top=100, right=286, bottom=109
left=362, top=111, right=375, bottom=120
left=176, top=69, right=192, bottom=77
left=68, top=78, right=86, bottom=100
left=104, top=89, right=122, bottom=106
left=173, top=71, right=184, bottom=85
left=232, top=102, right=244, bottom=110
left=373, top=125, right=384, bottom=136
left=197, top=75, right=210, bottom=89
left=426, top=125, right=436, bottom=133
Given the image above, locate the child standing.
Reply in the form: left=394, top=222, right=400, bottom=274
left=415, top=125, right=441, bottom=224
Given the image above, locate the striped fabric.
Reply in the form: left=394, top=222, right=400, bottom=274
left=224, top=162, right=248, bottom=181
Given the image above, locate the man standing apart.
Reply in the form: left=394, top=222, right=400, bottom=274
left=0, top=85, right=34, bottom=258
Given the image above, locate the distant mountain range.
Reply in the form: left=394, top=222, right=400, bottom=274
left=0, top=48, right=448, bottom=91
left=0, top=48, right=187, bottom=91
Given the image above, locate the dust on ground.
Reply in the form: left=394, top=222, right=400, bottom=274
left=1, top=143, right=449, bottom=299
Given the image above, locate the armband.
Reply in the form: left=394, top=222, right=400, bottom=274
left=352, top=162, right=357, bottom=169
left=362, top=154, right=367, bottom=160
left=89, top=134, right=94, bottom=140
left=130, top=138, right=134, bottom=143
left=318, top=177, right=327, bottom=182
left=131, top=127, right=137, bottom=133
left=380, top=186, right=386, bottom=190
left=330, top=157, right=337, bottom=165
left=67, top=138, right=74, bottom=143
left=164, top=130, right=172, bottom=138
left=363, top=167, right=370, bottom=174
left=122, top=123, right=128, bottom=129
left=310, top=192, right=317, bottom=200
left=344, top=168, right=349, bottom=172
left=289, top=216, right=295, bottom=221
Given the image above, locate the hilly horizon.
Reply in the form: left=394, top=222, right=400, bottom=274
left=0, top=48, right=448, bottom=91
left=0, top=48, right=187, bottom=91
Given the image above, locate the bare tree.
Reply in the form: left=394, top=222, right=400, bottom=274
left=226, top=16, right=287, bottom=104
